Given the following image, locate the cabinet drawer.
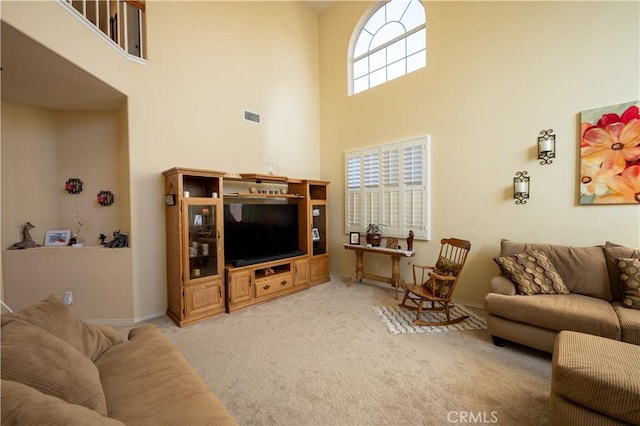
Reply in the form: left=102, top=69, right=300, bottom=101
left=255, top=273, right=293, bottom=298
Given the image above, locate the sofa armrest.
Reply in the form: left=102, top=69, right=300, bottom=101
left=93, top=324, right=124, bottom=345
left=127, top=323, right=157, bottom=341
left=490, top=275, right=516, bottom=295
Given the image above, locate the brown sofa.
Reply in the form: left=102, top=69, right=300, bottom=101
left=1, top=296, right=237, bottom=426
left=484, top=240, right=640, bottom=353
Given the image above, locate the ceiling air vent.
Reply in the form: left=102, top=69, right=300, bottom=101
left=243, top=110, right=261, bottom=124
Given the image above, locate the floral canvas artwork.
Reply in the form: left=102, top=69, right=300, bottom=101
left=580, top=100, right=640, bottom=204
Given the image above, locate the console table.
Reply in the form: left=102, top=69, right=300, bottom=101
left=343, top=243, right=415, bottom=298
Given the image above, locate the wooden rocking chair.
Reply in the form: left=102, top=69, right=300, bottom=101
left=398, top=238, right=471, bottom=326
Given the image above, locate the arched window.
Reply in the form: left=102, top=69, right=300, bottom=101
left=351, top=0, right=426, bottom=95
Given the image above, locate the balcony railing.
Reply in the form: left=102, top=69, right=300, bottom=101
left=60, top=0, right=146, bottom=60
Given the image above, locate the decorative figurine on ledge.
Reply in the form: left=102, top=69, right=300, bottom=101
left=407, top=230, right=414, bottom=251
left=104, top=230, right=128, bottom=248
left=67, top=211, right=93, bottom=246
left=10, top=222, right=40, bottom=249
left=99, top=233, right=108, bottom=245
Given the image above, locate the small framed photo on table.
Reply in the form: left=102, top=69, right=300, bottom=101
left=385, top=237, right=399, bottom=249
left=349, top=232, right=360, bottom=245
left=44, top=230, right=71, bottom=246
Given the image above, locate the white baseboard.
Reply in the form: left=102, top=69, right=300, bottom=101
left=452, top=298, right=484, bottom=310
left=85, top=318, right=134, bottom=326
left=134, top=311, right=166, bottom=323
left=85, top=311, right=166, bottom=326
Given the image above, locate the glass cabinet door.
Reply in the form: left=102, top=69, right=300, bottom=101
left=311, top=203, right=327, bottom=256
left=186, top=203, right=219, bottom=280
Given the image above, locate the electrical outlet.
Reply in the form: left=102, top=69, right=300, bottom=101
left=63, top=291, right=73, bottom=306
left=373, top=262, right=379, bottom=270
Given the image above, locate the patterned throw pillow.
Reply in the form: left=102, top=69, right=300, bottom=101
left=434, top=256, right=461, bottom=276
left=424, top=257, right=462, bottom=295
left=604, top=243, right=640, bottom=302
left=494, top=250, right=570, bottom=295
left=617, top=258, right=640, bottom=310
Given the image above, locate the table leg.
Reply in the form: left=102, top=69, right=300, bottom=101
left=348, top=250, right=364, bottom=286
left=391, top=255, right=401, bottom=299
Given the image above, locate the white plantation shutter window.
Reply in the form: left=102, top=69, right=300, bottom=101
left=363, top=149, right=380, bottom=230
left=345, top=136, right=430, bottom=240
left=363, top=152, right=380, bottom=188
left=402, top=139, right=427, bottom=237
left=403, top=143, right=423, bottom=185
left=346, top=154, right=362, bottom=231
left=382, top=145, right=401, bottom=236
left=364, top=191, right=380, bottom=227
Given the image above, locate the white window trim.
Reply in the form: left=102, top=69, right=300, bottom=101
left=348, top=0, right=426, bottom=96
left=345, top=136, right=430, bottom=241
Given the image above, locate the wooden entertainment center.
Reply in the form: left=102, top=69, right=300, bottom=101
left=163, top=167, right=330, bottom=327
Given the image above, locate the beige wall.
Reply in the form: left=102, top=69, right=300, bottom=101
left=3, top=247, right=133, bottom=319
left=319, top=1, right=640, bottom=306
left=1, top=102, right=59, bottom=244
left=1, top=0, right=320, bottom=319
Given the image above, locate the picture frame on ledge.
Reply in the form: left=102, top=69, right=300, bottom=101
left=385, top=237, right=399, bottom=249
left=312, top=227, right=321, bottom=241
left=44, top=230, right=71, bottom=247
left=349, top=232, right=360, bottom=245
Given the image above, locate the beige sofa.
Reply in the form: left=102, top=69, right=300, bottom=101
left=550, top=330, right=640, bottom=425
left=1, top=296, right=237, bottom=426
left=484, top=240, right=640, bottom=353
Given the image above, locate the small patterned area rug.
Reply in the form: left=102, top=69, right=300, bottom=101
left=373, top=304, right=487, bottom=335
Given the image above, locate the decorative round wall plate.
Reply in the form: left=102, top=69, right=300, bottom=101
left=65, top=178, right=83, bottom=194
left=97, top=190, right=114, bottom=206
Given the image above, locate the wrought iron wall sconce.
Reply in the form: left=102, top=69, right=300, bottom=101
left=513, top=171, right=530, bottom=204
left=538, top=129, right=556, bottom=165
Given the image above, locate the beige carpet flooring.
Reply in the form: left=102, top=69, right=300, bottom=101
left=129, top=279, right=552, bottom=426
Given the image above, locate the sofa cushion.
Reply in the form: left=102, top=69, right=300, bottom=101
left=494, top=250, right=569, bottom=295
left=95, top=324, right=237, bottom=425
left=3, top=295, right=122, bottom=361
left=489, top=275, right=517, bottom=296
left=604, top=242, right=640, bottom=302
left=552, top=331, right=640, bottom=425
left=1, top=380, right=123, bottom=426
left=0, top=317, right=108, bottom=416
left=613, top=302, right=640, bottom=345
left=484, top=292, right=621, bottom=340
left=617, top=257, right=640, bottom=310
left=500, top=240, right=611, bottom=300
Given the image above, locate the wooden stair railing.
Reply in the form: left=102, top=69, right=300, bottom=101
left=59, top=0, right=146, bottom=60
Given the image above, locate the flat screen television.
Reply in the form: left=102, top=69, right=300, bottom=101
left=223, top=203, right=303, bottom=267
